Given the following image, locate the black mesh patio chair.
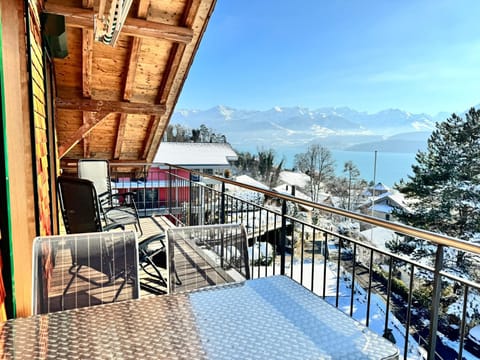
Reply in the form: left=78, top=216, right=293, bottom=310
left=77, top=159, right=142, bottom=235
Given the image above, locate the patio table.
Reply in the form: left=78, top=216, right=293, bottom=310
left=0, top=275, right=398, bottom=359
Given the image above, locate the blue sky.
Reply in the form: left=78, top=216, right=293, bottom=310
left=176, top=1, right=480, bottom=115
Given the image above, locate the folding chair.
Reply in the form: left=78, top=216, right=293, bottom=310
left=32, top=231, right=139, bottom=314
left=138, top=234, right=181, bottom=291
left=77, top=159, right=142, bottom=235
left=58, top=175, right=139, bottom=233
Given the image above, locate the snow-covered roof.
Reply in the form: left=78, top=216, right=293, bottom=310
left=154, top=142, right=238, bottom=166
left=362, top=182, right=391, bottom=196
left=278, top=171, right=310, bottom=188
left=374, top=182, right=390, bottom=191
left=273, top=184, right=312, bottom=202
left=359, top=191, right=410, bottom=212
left=230, top=175, right=269, bottom=190
left=360, top=227, right=399, bottom=251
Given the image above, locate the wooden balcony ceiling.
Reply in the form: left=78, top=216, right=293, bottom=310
left=44, top=0, right=215, bottom=162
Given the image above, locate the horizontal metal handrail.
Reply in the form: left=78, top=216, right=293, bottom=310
left=89, top=160, right=480, bottom=358
left=65, top=159, right=480, bottom=256
left=168, top=164, right=480, bottom=255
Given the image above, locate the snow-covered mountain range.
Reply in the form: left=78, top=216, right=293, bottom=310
left=171, top=105, right=472, bottom=154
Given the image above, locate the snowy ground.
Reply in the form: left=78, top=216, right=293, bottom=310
left=248, top=258, right=479, bottom=360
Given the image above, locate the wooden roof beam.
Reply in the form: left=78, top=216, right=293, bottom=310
left=82, top=25, right=93, bottom=157
left=56, top=96, right=166, bottom=115
left=115, top=0, right=150, bottom=159
left=43, top=3, right=194, bottom=44
left=142, top=0, right=201, bottom=161
left=58, top=111, right=109, bottom=159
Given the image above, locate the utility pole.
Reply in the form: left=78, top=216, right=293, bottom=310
left=371, top=150, right=378, bottom=217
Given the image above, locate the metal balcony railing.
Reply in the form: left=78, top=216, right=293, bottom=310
left=87, top=161, right=480, bottom=360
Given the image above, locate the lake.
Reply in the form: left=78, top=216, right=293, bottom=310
left=236, top=145, right=418, bottom=188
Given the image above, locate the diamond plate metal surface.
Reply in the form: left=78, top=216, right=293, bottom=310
left=0, top=276, right=398, bottom=359
left=189, top=276, right=399, bottom=360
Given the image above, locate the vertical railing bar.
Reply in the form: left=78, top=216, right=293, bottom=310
left=403, top=262, right=415, bottom=360
left=258, top=209, right=262, bottom=278
left=300, top=223, right=305, bottom=285
left=427, top=245, right=444, bottom=360
left=265, top=210, right=270, bottom=278
left=383, top=256, right=393, bottom=341
left=188, top=174, right=193, bottom=226
left=311, top=230, right=316, bottom=293
left=335, top=236, right=341, bottom=308
left=322, top=232, right=327, bottom=298
left=168, top=166, right=172, bottom=217
left=290, top=219, right=294, bottom=279
left=142, top=165, right=147, bottom=217
left=383, top=257, right=393, bottom=339
left=220, top=229, right=224, bottom=269
left=349, top=243, right=357, bottom=317
left=366, top=249, right=374, bottom=327
left=458, top=285, right=469, bottom=360
left=247, top=207, right=254, bottom=278
left=273, top=213, right=277, bottom=276
left=280, top=200, right=287, bottom=276
left=220, top=182, right=225, bottom=224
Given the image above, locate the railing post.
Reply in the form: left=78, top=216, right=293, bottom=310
left=220, top=182, right=225, bottom=224
left=168, top=165, right=172, bottom=217
left=188, top=172, right=193, bottom=226
left=280, top=199, right=287, bottom=275
left=142, top=164, right=147, bottom=217
left=427, top=244, right=444, bottom=360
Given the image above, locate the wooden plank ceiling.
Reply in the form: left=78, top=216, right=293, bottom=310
left=44, top=0, right=216, bottom=163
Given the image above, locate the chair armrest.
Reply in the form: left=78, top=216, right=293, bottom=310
left=111, top=192, right=137, bottom=206
left=139, top=234, right=166, bottom=249
left=104, top=223, right=125, bottom=231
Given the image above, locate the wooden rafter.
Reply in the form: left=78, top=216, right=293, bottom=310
left=82, top=111, right=94, bottom=157
left=114, top=0, right=150, bottom=159
left=82, top=28, right=93, bottom=98
left=114, top=113, right=128, bottom=159
left=56, top=95, right=166, bottom=115
left=82, top=0, right=94, bottom=8
left=58, top=112, right=109, bottom=158
left=43, top=3, right=194, bottom=44
left=142, top=0, right=201, bottom=161
left=81, top=0, right=94, bottom=158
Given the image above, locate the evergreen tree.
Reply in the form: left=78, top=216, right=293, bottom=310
left=394, top=108, right=480, bottom=268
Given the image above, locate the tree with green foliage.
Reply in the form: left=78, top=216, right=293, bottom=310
left=235, top=149, right=283, bottom=188
left=294, top=144, right=336, bottom=202
left=394, top=108, right=480, bottom=269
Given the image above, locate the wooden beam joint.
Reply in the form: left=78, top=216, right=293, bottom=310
left=56, top=96, right=166, bottom=115
left=43, top=3, right=194, bottom=43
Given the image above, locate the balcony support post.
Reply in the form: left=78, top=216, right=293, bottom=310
left=280, top=199, right=287, bottom=275
left=188, top=173, right=193, bottom=226
left=427, top=244, right=444, bottom=360
left=168, top=165, right=172, bottom=218
left=142, top=164, right=147, bottom=217
left=220, top=182, right=225, bottom=224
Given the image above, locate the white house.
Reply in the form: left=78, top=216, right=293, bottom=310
left=154, top=142, right=238, bottom=176
left=357, top=190, right=410, bottom=221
